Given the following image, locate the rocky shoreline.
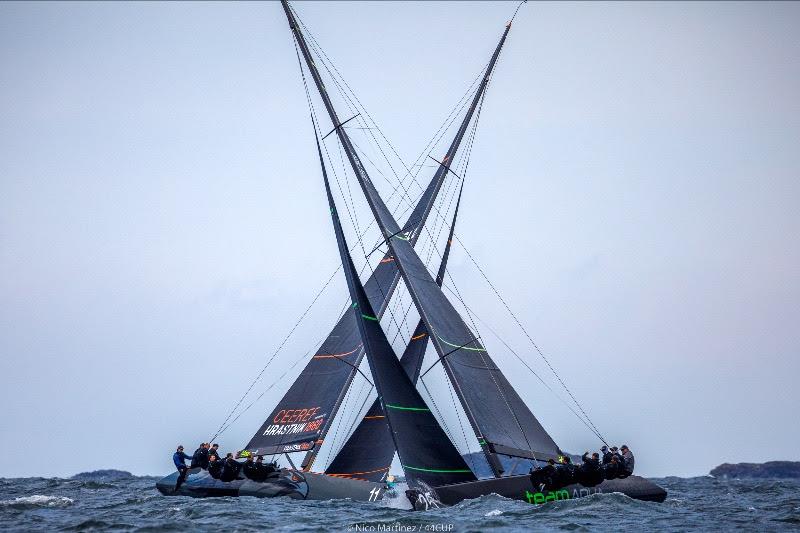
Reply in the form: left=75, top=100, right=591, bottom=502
left=710, top=461, right=800, bottom=479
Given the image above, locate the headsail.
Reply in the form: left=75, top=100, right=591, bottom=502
left=242, top=0, right=507, bottom=469
left=318, top=132, right=476, bottom=488
left=287, top=0, right=561, bottom=475
left=325, top=185, right=465, bottom=483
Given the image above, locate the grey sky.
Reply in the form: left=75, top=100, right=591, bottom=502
left=1, top=1, right=798, bottom=479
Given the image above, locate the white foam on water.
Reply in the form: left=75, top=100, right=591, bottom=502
left=485, top=509, right=503, bottom=517
left=1, top=495, right=74, bottom=508
left=380, top=482, right=412, bottom=510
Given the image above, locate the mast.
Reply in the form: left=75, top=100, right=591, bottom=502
left=326, top=185, right=465, bottom=482
left=317, top=129, right=476, bottom=488
left=282, top=0, right=520, bottom=477
left=276, top=1, right=511, bottom=472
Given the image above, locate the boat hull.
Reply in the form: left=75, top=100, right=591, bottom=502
left=409, top=474, right=667, bottom=510
left=156, top=468, right=386, bottom=501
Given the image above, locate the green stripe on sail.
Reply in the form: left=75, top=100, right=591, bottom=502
left=403, top=465, right=473, bottom=474
left=361, top=314, right=379, bottom=321
left=385, top=404, right=430, bottom=412
left=436, top=335, right=487, bottom=352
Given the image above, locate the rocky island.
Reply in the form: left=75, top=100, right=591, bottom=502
left=710, top=461, right=800, bottom=479
left=71, top=469, right=135, bottom=481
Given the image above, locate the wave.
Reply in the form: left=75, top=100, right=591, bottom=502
left=0, top=495, right=74, bottom=509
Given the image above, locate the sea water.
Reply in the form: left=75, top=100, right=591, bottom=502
left=1, top=475, right=798, bottom=531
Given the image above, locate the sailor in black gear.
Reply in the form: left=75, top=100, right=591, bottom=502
left=207, top=454, right=223, bottom=480
left=619, top=445, right=635, bottom=478
left=220, top=453, right=241, bottom=482
left=208, top=443, right=221, bottom=462
left=611, top=446, right=623, bottom=464
left=579, top=452, right=603, bottom=487
left=530, top=458, right=558, bottom=491
left=190, top=443, right=210, bottom=469
left=242, top=455, right=259, bottom=481
left=602, top=454, right=621, bottom=480
left=601, top=445, right=612, bottom=465
left=553, top=456, right=578, bottom=488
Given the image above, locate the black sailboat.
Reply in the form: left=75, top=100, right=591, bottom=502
left=157, top=1, right=666, bottom=507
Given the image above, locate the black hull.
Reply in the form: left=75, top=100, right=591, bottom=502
left=409, top=474, right=667, bottom=510
left=156, top=468, right=386, bottom=502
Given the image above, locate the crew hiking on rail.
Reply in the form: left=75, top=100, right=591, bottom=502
left=529, top=444, right=635, bottom=492
left=171, top=443, right=280, bottom=491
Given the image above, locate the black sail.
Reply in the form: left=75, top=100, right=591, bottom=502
left=242, top=151, right=447, bottom=463
left=325, top=186, right=464, bottom=482
left=243, top=1, right=507, bottom=469
left=284, top=0, right=561, bottom=474
left=318, top=133, right=476, bottom=488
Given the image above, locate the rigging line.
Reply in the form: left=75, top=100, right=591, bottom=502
left=293, top=5, right=487, bottom=201
left=418, top=376, right=460, bottom=456
left=441, top=359, right=480, bottom=473
left=328, top=382, right=376, bottom=466
left=438, top=282, right=608, bottom=445
left=297, top=38, right=371, bottom=270
left=299, top=36, right=410, bottom=355
left=213, top=39, right=395, bottom=442
left=451, top=231, right=608, bottom=444
left=301, top=31, right=419, bottom=212
left=213, top=329, right=329, bottom=439
left=510, top=0, right=527, bottom=24
left=324, top=370, right=371, bottom=468
left=208, top=262, right=341, bottom=443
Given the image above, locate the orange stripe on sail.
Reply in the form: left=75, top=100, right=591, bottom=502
left=313, top=344, right=362, bottom=359
left=380, top=257, right=395, bottom=263
left=411, top=333, right=427, bottom=341
left=327, top=466, right=390, bottom=478
left=363, top=415, right=385, bottom=420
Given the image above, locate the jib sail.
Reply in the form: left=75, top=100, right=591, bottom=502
left=325, top=185, right=464, bottom=482
left=319, top=133, right=476, bottom=488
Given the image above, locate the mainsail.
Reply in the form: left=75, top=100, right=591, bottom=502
left=317, top=132, right=476, bottom=488
left=325, top=185, right=464, bottom=483
left=288, top=0, right=561, bottom=476
left=242, top=0, right=503, bottom=469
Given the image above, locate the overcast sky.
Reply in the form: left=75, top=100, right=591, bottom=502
left=1, top=1, right=798, bottom=479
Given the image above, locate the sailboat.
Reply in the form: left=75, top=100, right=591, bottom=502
left=156, top=1, right=667, bottom=508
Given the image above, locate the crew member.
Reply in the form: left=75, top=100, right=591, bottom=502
left=602, top=454, right=621, bottom=480
left=242, top=455, right=259, bottom=481
left=208, top=454, right=223, bottom=480
left=579, top=452, right=603, bottom=487
left=209, top=443, right=221, bottom=462
left=620, top=445, right=635, bottom=478
left=530, top=458, right=557, bottom=491
left=220, top=453, right=241, bottom=482
left=190, top=443, right=210, bottom=469
left=172, top=445, right=193, bottom=492
left=601, top=445, right=612, bottom=465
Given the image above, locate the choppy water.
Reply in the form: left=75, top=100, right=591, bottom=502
left=1, top=475, right=799, bottom=531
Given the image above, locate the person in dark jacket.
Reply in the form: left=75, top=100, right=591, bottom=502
left=190, top=443, right=210, bottom=469
left=207, top=454, right=223, bottom=480
left=208, top=443, right=221, bottom=462
left=242, top=455, right=258, bottom=481
left=602, top=454, right=621, bottom=480
left=619, top=445, right=635, bottom=478
left=579, top=452, right=603, bottom=487
left=172, top=445, right=193, bottom=491
left=530, top=458, right=558, bottom=491
left=601, top=445, right=612, bottom=465
left=220, top=453, right=241, bottom=482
